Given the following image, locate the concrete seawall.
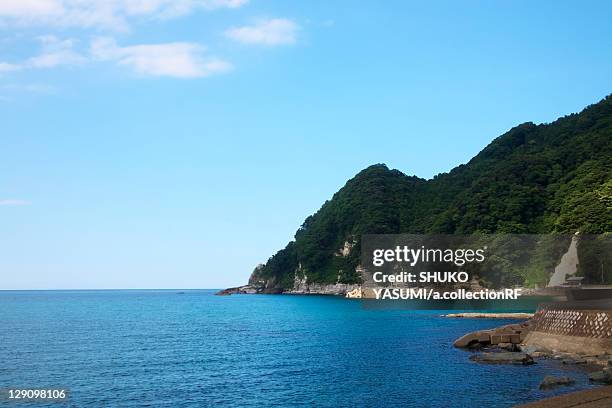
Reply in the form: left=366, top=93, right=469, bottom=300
left=524, top=300, right=612, bottom=355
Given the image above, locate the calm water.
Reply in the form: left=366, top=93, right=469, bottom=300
left=0, top=291, right=597, bottom=407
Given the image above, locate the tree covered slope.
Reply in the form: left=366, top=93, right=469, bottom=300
left=252, top=95, right=612, bottom=289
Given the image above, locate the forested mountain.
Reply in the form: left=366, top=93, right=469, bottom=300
left=251, top=95, right=612, bottom=289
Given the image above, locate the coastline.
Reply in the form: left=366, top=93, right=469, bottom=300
left=443, top=312, right=534, bottom=319
left=453, top=301, right=612, bottom=394
left=216, top=283, right=361, bottom=296
left=215, top=284, right=564, bottom=298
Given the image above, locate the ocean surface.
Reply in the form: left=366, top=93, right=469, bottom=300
left=0, top=290, right=597, bottom=407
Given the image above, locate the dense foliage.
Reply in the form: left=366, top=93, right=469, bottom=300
left=253, top=95, right=612, bottom=288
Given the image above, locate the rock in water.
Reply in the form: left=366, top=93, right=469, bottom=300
left=498, top=342, right=520, bottom=352
left=589, top=368, right=612, bottom=384
left=453, top=330, right=493, bottom=348
left=470, top=352, right=535, bottom=365
left=454, top=322, right=531, bottom=349
left=539, top=375, right=575, bottom=390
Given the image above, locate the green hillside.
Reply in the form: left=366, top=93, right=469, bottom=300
left=252, top=95, right=612, bottom=289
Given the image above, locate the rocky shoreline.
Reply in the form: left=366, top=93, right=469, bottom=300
left=443, top=312, right=534, bottom=319
left=454, top=318, right=612, bottom=386
left=215, top=284, right=551, bottom=298
left=215, top=283, right=362, bottom=296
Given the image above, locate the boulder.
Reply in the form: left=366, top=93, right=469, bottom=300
left=454, top=320, right=532, bottom=349
left=498, top=343, right=520, bottom=352
left=470, top=352, right=535, bottom=365
left=539, top=375, right=575, bottom=390
left=589, top=368, right=612, bottom=384
left=562, top=358, right=587, bottom=365
left=453, top=331, right=491, bottom=348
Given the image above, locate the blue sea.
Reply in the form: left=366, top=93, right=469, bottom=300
left=0, top=290, right=597, bottom=407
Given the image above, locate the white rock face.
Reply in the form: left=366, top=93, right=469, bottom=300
left=286, top=280, right=362, bottom=296
left=286, top=259, right=364, bottom=295
left=548, top=235, right=580, bottom=287
left=345, top=287, right=362, bottom=298
left=293, top=272, right=309, bottom=292
left=340, top=241, right=352, bottom=257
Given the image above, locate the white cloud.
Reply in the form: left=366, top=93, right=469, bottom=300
left=91, top=37, right=232, bottom=78
left=0, top=0, right=249, bottom=31
left=0, top=199, right=31, bottom=206
left=27, top=36, right=87, bottom=68
left=0, top=0, right=60, bottom=18
left=225, top=18, right=299, bottom=46
left=0, top=35, right=86, bottom=72
left=0, top=35, right=231, bottom=79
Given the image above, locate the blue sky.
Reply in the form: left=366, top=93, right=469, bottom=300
left=1, top=0, right=611, bottom=289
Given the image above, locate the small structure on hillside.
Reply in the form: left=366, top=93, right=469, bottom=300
left=563, top=276, right=584, bottom=287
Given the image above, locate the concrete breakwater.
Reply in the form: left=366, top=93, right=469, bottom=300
left=523, top=301, right=612, bottom=355
left=455, top=300, right=612, bottom=354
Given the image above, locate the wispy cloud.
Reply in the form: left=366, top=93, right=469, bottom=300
left=0, top=199, right=31, bottom=206
left=225, top=18, right=299, bottom=46
left=0, top=0, right=249, bottom=31
left=27, top=35, right=87, bottom=68
left=91, top=37, right=232, bottom=78
left=0, top=35, right=86, bottom=73
left=0, top=35, right=232, bottom=79
left=0, top=3, right=299, bottom=83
